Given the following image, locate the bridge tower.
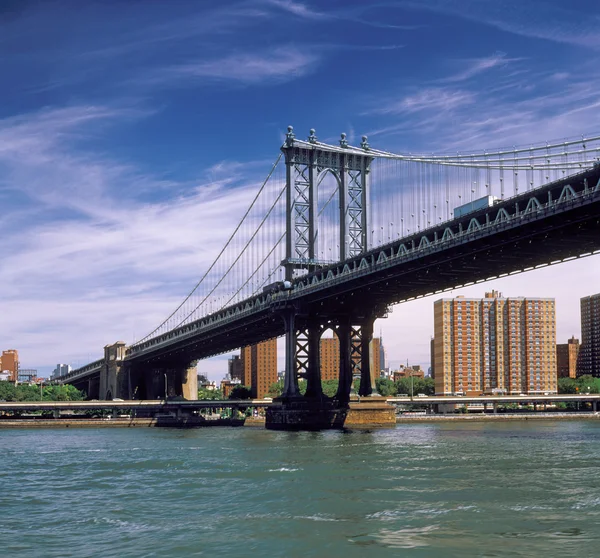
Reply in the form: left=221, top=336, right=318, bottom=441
left=281, top=126, right=374, bottom=279
left=269, top=128, right=391, bottom=428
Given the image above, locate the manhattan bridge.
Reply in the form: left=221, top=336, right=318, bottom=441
left=58, top=126, right=600, bottom=426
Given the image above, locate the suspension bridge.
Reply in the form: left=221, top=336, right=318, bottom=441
left=57, top=126, right=600, bottom=427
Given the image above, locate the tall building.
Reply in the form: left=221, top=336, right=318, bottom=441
left=370, top=337, right=382, bottom=382
left=378, top=332, right=387, bottom=374
left=320, top=336, right=340, bottom=381
left=51, top=364, right=71, bottom=379
left=556, top=336, right=580, bottom=378
left=240, top=339, right=277, bottom=398
left=433, top=291, right=557, bottom=396
left=228, top=355, right=243, bottom=382
left=430, top=337, right=435, bottom=379
left=579, top=293, right=600, bottom=377
left=320, top=335, right=380, bottom=384
left=240, top=346, right=253, bottom=387
left=1, top=350, right=19, bottom=382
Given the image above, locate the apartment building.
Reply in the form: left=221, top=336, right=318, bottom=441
left=240, top=339, right=277, bottom=399
left=433, top=291, right=557, bottom=395
left=579, top=293, right=600, bottom=377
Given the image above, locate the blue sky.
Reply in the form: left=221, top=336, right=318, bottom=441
left=2, top=0, right=600, bottom=379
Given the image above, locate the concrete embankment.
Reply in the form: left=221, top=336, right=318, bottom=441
left=396, top=412, right=600, bottom=423
left=0, top=417, right=249, bottom=428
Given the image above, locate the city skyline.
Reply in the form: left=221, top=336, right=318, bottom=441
left=1, top=1, right=599, bottom=379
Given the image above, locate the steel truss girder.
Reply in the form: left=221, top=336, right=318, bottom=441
left=282, top=137, right=373, bottom=279
left=279, top=311, right=377, bottom=403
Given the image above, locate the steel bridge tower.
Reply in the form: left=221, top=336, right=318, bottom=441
left=274, top=127, right=388, bottom=423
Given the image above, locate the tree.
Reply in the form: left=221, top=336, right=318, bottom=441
left=229, top=385, right=252, bottom=400
left=576, top=375, right=600, bottom=394
left=198, top=387, right=224, bottom=400
left=321, top=380, right=338, bottom=398
left=0, top=382, right=84, bottom=402
left=267, top=380, right=284, bottom=397
left=375, top=378, right=396, bottom=396
left=394, top=376, right=435, bottom=396
left=558, top=377, right=577, bottom=394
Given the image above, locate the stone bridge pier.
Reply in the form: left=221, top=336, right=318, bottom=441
left=99, top=342, right=198, bottom=400
left=266, top=305, right=395, bottom=430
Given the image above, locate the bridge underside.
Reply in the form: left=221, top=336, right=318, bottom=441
left=64, top=164, right=600, bottom=429
left=128, top=180, right=600, bottom=366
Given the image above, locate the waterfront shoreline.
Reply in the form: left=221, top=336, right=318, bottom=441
left=1, top=413, right=599, bottom=428
left=396, top=412, right=600, bottom=423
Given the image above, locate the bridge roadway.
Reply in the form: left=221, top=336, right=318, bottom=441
left=68, top=165, right=600, bottom=372
left=2, top=394, right=600, bottom=414
left=59, top=163, right=600, bottom=403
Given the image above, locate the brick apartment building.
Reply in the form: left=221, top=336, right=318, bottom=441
left=433, top=291, right=557, bottom=395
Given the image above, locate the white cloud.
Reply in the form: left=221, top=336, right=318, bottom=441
left=0, top=105, right=277, bottom=377
left=401, top=0, right=600, bottom=49
left=369, top=88, right=475, bottom=117
left=264, top=0, right=328, bottom=20
left=440, top=52, right=521, bottom=83
left=164, top=47, right=318, bottom=85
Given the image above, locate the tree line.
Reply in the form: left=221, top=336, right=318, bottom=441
left=0, top=383, right=85, bottom=402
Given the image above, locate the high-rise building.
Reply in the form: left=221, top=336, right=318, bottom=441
left=240, top=346, right=253, bottom=387
left=556, top=336, right=580, bottom=378
left=320, top=336, right=339, bottom=381
left=430, top=337, right=435, bottom=379
left=378, top=332, right=387, bottom=374
left=320, top=335, right=380, bottom=384
left=239, top=339, right=277, bottom=399
left=51, top=364, right=71, bottom=379
left=1, top=350, right=19, bottom=382
left=579, top=293, right=600, bottom=377
left=370, top=337, right=382, bottom=382
left=433, top=291, right=557, bottom=396
left=228, top=355, right=243, bottom=382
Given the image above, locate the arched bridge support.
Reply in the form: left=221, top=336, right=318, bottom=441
left=267, top=305, right=392, bottom=430
left=129, top=360, right=198, bottom=401
left=98, top=342, right=198, bottom=401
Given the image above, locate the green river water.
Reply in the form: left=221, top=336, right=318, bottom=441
left=1, top=421, right=599, bottom=557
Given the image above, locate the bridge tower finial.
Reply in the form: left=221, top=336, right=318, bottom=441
left=308, top=128, right=318, bottom=144
left=285, top=125, right=295, bottom=147
left=339, top=133, right=348, bottom=148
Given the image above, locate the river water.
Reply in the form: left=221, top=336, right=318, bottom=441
left=1, top=421, right=599, bottom=557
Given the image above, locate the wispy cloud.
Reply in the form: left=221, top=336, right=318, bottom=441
left=264, top=0, right=328, bottom=20
left=262, top=0, right=419, bottom=29
left=0, top=105, right=274, bottom=372
left=160, top=47, right=318, bottom=85
left=400, top=0, right=600, bottom=49
left=369, top=88, right=475, bottom=116
left=365, top=57, right=600, bottom=152
left=440, top=52, right=521, bottom=83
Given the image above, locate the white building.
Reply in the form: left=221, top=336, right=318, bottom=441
left=51, top=364, right=72, bottom=379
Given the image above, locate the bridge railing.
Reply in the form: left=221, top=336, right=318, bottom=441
left=55, top=358, right=104, bottom=384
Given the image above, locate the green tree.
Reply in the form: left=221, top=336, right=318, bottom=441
left=267, top=380, right=284, bottom=397
left=576, top=375, right=600, bottom=394
left=229, top=385, right=252, bottom=400
left=321, top=379, right=339, bottom=398
left=0, top=382, right=17, bottom=401
left=198, top=387, right=224, bottom=400
left=394, top=376, right=434, bottom=396
left=375, top=378, right=396, bottom=396
left=558, top=377, right=577, bottom=394
left=0, top=383, right=84, bottom=402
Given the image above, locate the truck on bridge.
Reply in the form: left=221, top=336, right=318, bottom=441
left=453, top=195, right=499, bottom=219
